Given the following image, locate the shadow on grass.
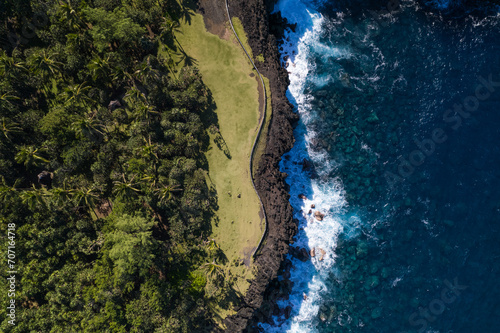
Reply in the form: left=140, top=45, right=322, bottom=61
left=161, top=32, right=199, bottom=68
left=166, top=0, right=197, bottom=25
left=176, top=49, right=198, bottom=67
left=213, top=133, right=232, bottom=159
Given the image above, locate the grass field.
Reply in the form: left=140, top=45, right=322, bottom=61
left=174, top=8, right=268, bottom=321
left=229, top=18, right=273, bottom=180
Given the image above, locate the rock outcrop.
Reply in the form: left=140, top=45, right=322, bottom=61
left=318, top=248, right=327, bottom=261
left=314, top=211, right=325, bottom=221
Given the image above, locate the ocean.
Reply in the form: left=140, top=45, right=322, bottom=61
left=260, top=0, right=500, bottom=332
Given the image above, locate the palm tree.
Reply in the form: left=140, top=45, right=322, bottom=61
left=113, top=175, right=141, bottom=199
left=202, top=260, right=225, bottom=281
left=140, top=136, right=159, bottom=161
left=73, top=187, right=99, bottom=215
left=57, top=0, right=86, bottom=31
left=155, top=183, right=182, bottom=204
left=87, top=54, right=111, bottom=84
left=134, top=103, right=159, bottom=124
left=63, top=82, right=93, bottom=107
left=15, top=146, right=50, bottom=169
left=140, top=172, right=158, bottom=191
left=29, top=49, right=64, bottom=79
left=71, top=113, right=106, bottom=141
left=1, top=117, right=22, bottom=140
left=0, top=178, right=22, bottom=203
left=0, top=51, right=28, bottom=79
left=0, top=92, right=20, bottom=106
left=28, top=50, right=64, bottom=96
left=0, top=185, right=17, bottom=203
left=159, top=16, right=180, bottom=42
left=20, top=186, right=47, bottom=210
left=125, top=86, right=148, bottom=105
left=49, top=187, right=75, bottom=206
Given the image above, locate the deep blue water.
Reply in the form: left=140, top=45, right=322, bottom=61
left=261, top=0, right=500, bottom=332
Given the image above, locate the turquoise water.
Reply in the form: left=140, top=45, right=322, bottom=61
left=261, top=0, right=500, bottom=332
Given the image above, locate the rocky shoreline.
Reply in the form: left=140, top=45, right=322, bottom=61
left=198, top=0, right=299, bottom=331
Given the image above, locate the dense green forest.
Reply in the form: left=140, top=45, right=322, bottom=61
left=0, top=0, right=230, bottom=331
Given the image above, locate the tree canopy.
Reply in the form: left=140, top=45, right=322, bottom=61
left=0, top=1, right=227, bottom=331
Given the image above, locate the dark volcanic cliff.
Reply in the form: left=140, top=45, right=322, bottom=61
left=198, top=0, right=298, bottom=331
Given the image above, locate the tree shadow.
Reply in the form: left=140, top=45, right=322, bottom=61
left=175, top=49, right=197, bottom=67
left=164, top=0, right=197, bottom=26
left=168, top=32, right=198, bottom=68
left=160, top=0, right=198, bottom=67
left=200, top=90, right=231, bottom=160
left=213, top=132, right=231, bottom=159
left=178, top=0, right=199, bottom=25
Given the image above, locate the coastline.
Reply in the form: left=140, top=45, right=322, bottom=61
left=198, top=0, right=298, bottom=331
left=197, top=1, right=500, bottom=332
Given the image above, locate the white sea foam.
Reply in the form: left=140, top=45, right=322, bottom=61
left=259, top=1, right=354, bottom=332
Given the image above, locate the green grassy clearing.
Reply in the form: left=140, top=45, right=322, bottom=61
left=174, top=9, right=268, bottom=321
left=229, top=18, right=273, bottom=180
